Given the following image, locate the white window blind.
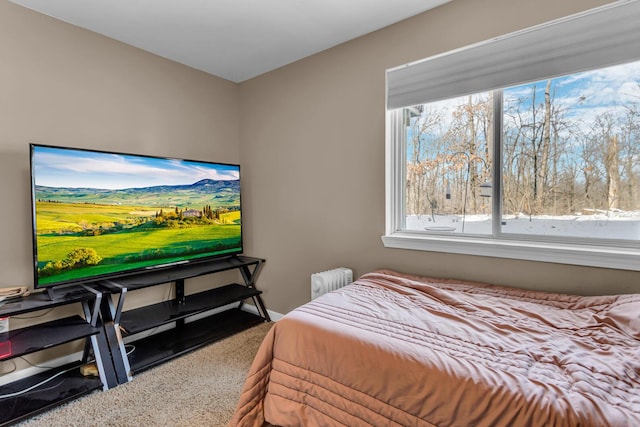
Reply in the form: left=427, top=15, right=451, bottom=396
left=386, top=0, right=640, bottom=110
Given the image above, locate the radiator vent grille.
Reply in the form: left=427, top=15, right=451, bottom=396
left=311, top=267, right=353, bottom=300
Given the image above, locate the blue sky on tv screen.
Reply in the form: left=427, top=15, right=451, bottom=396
left=33, top=146, right=239, bottom=190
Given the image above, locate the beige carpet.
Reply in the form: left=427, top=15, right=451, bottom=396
left=15, top=322, right=273, bottom=427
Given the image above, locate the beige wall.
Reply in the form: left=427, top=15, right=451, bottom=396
left=0, top=1, right=239, bottom=370
left=239, top=0, right=640, bottom=314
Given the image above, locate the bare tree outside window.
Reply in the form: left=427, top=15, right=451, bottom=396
left=403, top=60, right=640, bottom=240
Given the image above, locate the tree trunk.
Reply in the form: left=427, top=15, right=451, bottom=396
left=536, top=79, right=552, bottom=213
left=467, top=96, right=478, bottom=212
left=606, top=135, right=620, bottom=210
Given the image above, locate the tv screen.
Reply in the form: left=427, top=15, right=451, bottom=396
left=30, top=144, right=243, bottom=289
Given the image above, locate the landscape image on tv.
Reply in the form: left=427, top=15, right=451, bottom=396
left=30, top=144, right=242, bottom=288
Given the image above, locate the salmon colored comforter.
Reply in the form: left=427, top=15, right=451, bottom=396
left=229, top=270, right=640, bottom=426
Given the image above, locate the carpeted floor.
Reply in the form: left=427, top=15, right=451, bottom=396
left=14, top=321, right=273, bottom=427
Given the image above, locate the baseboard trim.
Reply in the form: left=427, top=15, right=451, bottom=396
left=241, top=304, right=284, bottom=321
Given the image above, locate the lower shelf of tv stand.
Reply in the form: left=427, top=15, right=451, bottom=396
left=118, top=283, right=262, bottom=336
left=0, top=315, right=101, bottom=362
left=0, top=362, right=102, bottom=427
left=126, top=308, right=265, bottom=374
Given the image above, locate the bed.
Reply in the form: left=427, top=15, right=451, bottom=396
left=229, top=269, right=640, bottom=426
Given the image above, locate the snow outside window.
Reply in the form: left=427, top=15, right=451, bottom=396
left=383, top=1, right=640, bottom=271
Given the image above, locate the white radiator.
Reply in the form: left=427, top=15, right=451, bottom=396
left=311, top=267, right=353, bottom=300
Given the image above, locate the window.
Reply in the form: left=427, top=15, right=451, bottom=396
left=384, top=1, right=640, bottom=270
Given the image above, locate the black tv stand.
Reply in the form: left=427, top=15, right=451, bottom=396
left=97, top=255, right=269, bottom=382
left=45, top=283, right=92, bottom=301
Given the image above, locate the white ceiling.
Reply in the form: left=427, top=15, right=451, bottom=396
left=10, top=0, right=451, bottom=82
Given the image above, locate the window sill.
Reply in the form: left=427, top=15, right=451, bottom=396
left=381, top=232, right=640, bottom=271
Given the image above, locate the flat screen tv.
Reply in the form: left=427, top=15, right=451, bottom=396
left=29, top=144, right=243, bottom=289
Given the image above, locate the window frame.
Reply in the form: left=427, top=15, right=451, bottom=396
left=384, top=27, right=640, bottom=272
